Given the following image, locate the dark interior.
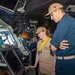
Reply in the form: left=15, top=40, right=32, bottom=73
left=0, top=0, right=75, bottom=33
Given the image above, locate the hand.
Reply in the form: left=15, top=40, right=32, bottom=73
left=25, top=65, right=35, bottom=69
left=59, top=40, right=69, bottom=50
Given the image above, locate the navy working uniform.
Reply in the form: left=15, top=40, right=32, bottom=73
left=50, top=14, right=75, bottom=75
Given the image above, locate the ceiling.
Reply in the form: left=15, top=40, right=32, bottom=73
left=25, top=0, right=75, bottom=20
left=0, top=0, right=75, bottom=34
left=0, top=0, right=75, bottom=21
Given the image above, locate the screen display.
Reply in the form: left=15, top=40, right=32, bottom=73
left=2, top=49, right=22, bottom=74
left=0, top=0, right=18, bottom=10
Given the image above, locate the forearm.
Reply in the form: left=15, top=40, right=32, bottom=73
left=34, top=53, right=39, bottom=68
left=51, top=40, right=69, bottom=51
left=50, top=44, right=58, bottom=51
left=53, top=55, right=56, bottom=71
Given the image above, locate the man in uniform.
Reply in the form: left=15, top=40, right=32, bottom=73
left=45, top=2, right=75, bottom=75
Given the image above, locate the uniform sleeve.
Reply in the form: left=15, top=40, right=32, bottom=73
left=37, top=40, right=42, bottom=53
left=50, top=19, right=70, bottom=48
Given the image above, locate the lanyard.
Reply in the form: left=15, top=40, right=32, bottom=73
left=38, top=37, right=51, bottom=52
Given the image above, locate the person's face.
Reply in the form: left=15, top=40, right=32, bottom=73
left=50, top=9, right=60, bottom=23
left=38, top=31, right=44, bottom=39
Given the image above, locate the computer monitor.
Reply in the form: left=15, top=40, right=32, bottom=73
left=0, top=48, right=25, bottom=75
